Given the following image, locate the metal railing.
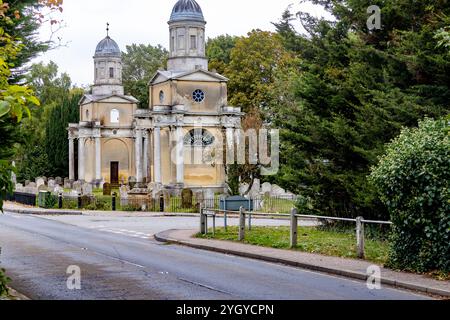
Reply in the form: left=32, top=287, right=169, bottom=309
left=200, top=207, right=393, bottom=259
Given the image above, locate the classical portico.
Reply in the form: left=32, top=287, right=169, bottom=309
left=68, top=0, right=242, bottom=193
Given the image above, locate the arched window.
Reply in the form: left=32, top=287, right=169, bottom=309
left=110, top=109, right=120, bottom=123
left=184, top=129, right=215, bottom=147
left=159, top=90, right=165, bottom=104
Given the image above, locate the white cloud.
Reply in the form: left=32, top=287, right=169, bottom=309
left=36, top=0, right=329, bottom=86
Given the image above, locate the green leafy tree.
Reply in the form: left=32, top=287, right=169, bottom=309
left=370, top=118, right=450, bottom=273
left=206, top=34, right=238, bottom=75
left=225, top=30, right=294, bottom=113
left=122, top=43, right=168, bottom=108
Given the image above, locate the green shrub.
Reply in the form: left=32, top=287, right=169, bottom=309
left=44, top=194, right=58, bottom=209
left=0, top=248, right=10, bottom=297
left=370, top=118, right=450, bottom=273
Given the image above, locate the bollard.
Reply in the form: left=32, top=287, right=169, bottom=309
left=238, top=206, right=245, bottom=241
left=112, top=192, right=117, bottom=211
left=159, top=195, right=164, bottom=212
left=77, top=193, right=82, bottom=209
left=290, top=208, right=298, bottom=248
left=58, top=193, right=63, bottom=209
left=248, top=212, right=252, bottom=231
left=356, top=216, right=365, bottom=259
left=212, top=214, right=216, bottom=236
left=200, top=206, right=206, bottom=234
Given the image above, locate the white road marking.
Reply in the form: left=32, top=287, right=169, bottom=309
left=86, top=226, right=152, bottom=240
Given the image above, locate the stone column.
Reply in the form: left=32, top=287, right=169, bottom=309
left=95, top=137, right=101, bottom=181
left=153, top=127, right=162, bottom=184
left=176, top=126, right=184, bottom=184
left=78, top=137, right=85, bottom=181
left=143, top=131, right=149, bottom=182
left=135, top=129, right=143, bottom=183
left=69, top=137, right=75, bottom=181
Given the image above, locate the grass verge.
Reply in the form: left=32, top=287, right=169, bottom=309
left=197, top=226, right=390, bottom=264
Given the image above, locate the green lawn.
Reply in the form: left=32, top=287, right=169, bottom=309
left=197, top=226, right=390, bottom=264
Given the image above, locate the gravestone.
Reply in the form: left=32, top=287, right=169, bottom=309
left=103, top=183, right=112, bottom=196
left=203, top=189, right=215, bottom=209
left=48, top=179, right=56, bottom=189
left=151, top=183, right=163, bottom=199
left=119, top=185, right=129, bottom=206
left=53, top=185, right=63, bottom=195
left=36, top=178, right=45, bottom=189
left=181, top=189, right=193, bottom=209
left=155, top=190, right=170, bottom=212
left=128, top=176, right=137, bottom=189
left=55, top=177, right=62, bottom=186
left=64, top=178, right=72, bottom=189
left=194, top=191, right=205, bottom=209
left=27, top=182, right=37, bottom=188
left=15, top=183, right=24, bottom=192
left=271, top=185, right=286, bottom=197
left=239, top=183, right=250, bottom=196
left=38, top=184, right=48, bottom=192
left=73, top=181, right=82, bottom=194
left=25, top=180, right=31, bottom=187
left=82, top=183, right=93, bottom=195
left=261, top=182, right=272, bottom=195
left=249, top=179, right=261, bottom=198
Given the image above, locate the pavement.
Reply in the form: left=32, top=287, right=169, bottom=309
left=0, top=210, right=431, bottom=300
left=155, top=229, right=450, bottom=298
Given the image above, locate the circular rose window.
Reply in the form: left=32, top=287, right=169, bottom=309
left=192, top=89, right=205, bottom=103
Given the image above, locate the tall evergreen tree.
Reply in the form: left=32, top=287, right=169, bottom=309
left=270, top=1, right=450, bottom=219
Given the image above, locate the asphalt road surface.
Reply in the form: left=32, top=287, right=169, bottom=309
left=0, top=212, right=430, bottom=300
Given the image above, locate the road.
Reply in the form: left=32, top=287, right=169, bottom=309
left=0, top=212, right=429, bottom=300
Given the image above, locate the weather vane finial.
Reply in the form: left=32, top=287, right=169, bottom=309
left=106, top=22, right=110, bottom=37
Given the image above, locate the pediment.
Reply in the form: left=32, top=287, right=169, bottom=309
left=150, top=69, right=228, bottom=86
left=79, top=94, right=138, bottom=106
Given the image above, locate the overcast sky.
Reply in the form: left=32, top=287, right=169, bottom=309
left=36, top=0, right=329, bottom=86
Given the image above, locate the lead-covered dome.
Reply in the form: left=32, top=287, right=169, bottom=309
left=170, top=0, right=205, bottom=22
left=95, top=36, right=121, bottom=57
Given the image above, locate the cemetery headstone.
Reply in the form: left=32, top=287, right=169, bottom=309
left=181, top=189, right=193, bottom=208
left=103, top=183, right=112, bottom=196
left=36, top=178, right=45, bottom=189
left=128, top=176, right=137, bottom=189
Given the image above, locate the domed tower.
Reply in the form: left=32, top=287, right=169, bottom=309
left=92, top=28, right=124, bottom=95
left=167, top=0, right=208, bottom=72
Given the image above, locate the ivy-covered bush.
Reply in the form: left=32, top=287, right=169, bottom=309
left=0, top=248, right=10, bottom=297
left=370, top=118, right=450, bottom=273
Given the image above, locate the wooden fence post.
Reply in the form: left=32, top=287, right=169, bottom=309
left=238, top=206, right=245, bottom=241
left=356, top=216, right=365, bottom=259
left=200, top=206, right=206, bottom=234
left=224, top=211, right=228, bottom=232
left=290, top=208, right=298, bottom=248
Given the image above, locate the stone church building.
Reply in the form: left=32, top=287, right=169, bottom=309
left=68, top=0, right=243, bottom=193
